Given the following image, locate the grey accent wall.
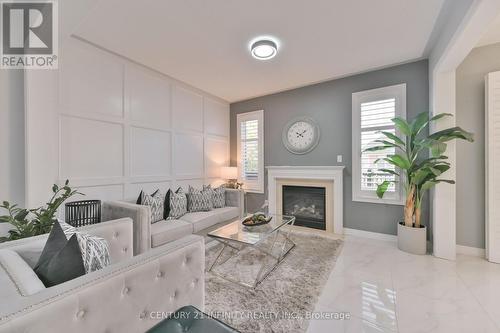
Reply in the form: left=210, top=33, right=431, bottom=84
left=230, top=60, right=429, bottom=236
left=0, top=70, right=25, bottom=236
left=456, top=42, right=500, bottom=249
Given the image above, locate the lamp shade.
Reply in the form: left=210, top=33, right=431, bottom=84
left=220, top=166, right=238, bottom=180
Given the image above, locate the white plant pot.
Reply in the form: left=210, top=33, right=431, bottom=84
left=397, top=222, right=427, bottom=255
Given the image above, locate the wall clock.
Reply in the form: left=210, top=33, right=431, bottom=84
left=282, top=117, right=320, bottom=154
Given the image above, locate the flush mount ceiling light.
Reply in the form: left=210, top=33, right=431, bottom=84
left=250, top=38, right=278, bottom=60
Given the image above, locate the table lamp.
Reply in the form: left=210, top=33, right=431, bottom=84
left=220, top=166, right=241, bottom=189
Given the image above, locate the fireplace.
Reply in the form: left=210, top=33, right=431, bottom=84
left=267, top=166, right=344, bottom=234
left=282, top=185, right=326, bottom=230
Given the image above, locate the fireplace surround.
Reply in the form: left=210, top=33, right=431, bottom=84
left=267, top=166, right=344, bottom=234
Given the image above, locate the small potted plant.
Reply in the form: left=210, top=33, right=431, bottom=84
left=365, top=112, right=473, bottom=254
left=0, top=180, right=80, bottom=242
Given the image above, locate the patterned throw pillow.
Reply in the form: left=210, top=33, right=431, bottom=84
left=136, top=189, right=159, bottom=204
left=167, top=187, right=188, bottom=220
left=59, top=221, right=110, bottom=274
left=204, top=185, right=225, bottom=208
left=141, top=190, right=164, bottom=223
left=187, top=186, right=213, bottom=212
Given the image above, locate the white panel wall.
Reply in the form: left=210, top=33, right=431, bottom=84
left=205, top=138, right=229, bottom=178
left=173, top=133, right=204, bottom=178
left=130, top=127, right=171, bottom=178
left=128, top=67, right=171, bottom=128
left=60, top=116, right=124, bottom=180
left=205, top=98, right=230, bottom=137
left=72, top=185, right=125, bottom=203
left=173, top=86, right=203, bottom=132
left=26, top=37, right=229, bottom=206
left=60, top=42, right=123, bottom=119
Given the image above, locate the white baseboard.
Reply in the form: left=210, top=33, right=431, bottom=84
left=343, top=229, right=486, bottom=258
left=456, top=244, right=485, bottom=257
left=343, top=228, right=397, bottom=242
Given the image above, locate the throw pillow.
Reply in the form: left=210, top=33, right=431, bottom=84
left=34, top=222, right=85, bottom=287
left=203, top=184, right=226, bottom=208
left=141, top=190, right=164, bottom=223
left=59, top=221, right=111, bottom=274
left=187, top=186, right=213, bottom=212
left=213, top=186, right=226, bottom=208
left=136, top=189, right=159, bottom=204
left=164, top=189, right=172, bottom=220
left=167, top=187, right=188, bottom=220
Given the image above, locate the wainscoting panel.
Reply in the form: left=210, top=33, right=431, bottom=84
left=205, top=97, right=230, bottom=137
left=130, top=126, right=172, bottom=178
left=60, top=116, right=124, bottom=180
left=73, top=184, right=125, bottom=202
left=173, top=132, right=204, bottom=178
left=173, top=86, right=204, bottom=132
left=205, top=138, right=229, bottom=178
left=60, top=39, right=123, bottom=119
left=128, top=66, right=171, bottom=129
left=25, top=37, right=229, bottom=208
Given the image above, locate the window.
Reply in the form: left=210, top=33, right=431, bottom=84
left=237, top=110, right=264, bottom=193
left=352, top=84, right=406, bottom=205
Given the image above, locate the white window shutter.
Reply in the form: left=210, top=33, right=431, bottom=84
left=360, top=98, right=397, bottom=193
left=240, top=119, right=259, bottom=180
left=352, top=84, right=406, bottom=205
left=486, top=71, right=500, bottom=263
left=236, top=110, right=264, bottom=193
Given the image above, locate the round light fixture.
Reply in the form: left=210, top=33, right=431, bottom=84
left=250, top=39, right=278, bottom=60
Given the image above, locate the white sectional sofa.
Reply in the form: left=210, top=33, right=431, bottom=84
left=0, top=218, right=205, bottom=333
left=103, top=188, right=244, bottom=255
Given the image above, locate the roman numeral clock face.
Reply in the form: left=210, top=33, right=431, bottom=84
left=282, top=118, right=320, bottom=154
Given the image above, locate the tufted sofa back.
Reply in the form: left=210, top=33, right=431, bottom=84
left=0, top=219, right=205, bottom=333
left=0, top=218, right=133, bottom=267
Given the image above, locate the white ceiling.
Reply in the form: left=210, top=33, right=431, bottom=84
left=72, top=0, right=446, bottom=102
left=477, top=12, right=500, bottom=48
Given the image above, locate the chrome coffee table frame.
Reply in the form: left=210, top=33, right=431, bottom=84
left=207, top=215, right=296, bottom=289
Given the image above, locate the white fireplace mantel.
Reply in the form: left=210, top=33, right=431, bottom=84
left=267, top=166, right=345, bottom=234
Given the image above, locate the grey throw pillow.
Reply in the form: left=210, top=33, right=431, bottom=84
left=167, top=187, right=188, bottom=220
left=204, top=185, right=225, bottom=208
left=34, top=222, right=85, bottom=287
left=187, top=186, right=213, bottom=212
left=59, top=221, right=111, bottom=274
left=141, top=190, right=165, bottom=223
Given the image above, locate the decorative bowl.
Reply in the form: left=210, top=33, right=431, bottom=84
left=242, top=212, right=272, bottom=226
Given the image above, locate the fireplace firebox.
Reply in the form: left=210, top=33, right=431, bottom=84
left=282, top=185, right=326, bottom=230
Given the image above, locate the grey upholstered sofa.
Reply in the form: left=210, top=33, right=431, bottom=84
left=0, top=218, right=205, bottom=333
left=102, top=188, right=244, bottom=255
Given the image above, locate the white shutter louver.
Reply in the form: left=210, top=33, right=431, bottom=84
left=360, top=98, right=397, bottom=192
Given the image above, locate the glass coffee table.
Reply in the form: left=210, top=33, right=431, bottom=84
left=207, top=214, right=296, bottom=289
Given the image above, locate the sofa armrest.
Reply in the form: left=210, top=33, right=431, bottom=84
left=102, top=201, right=151, bottom=255
left=225, top=189, right=244, bottom=218
left=0, top=235, right=205, bottom=333
left=79, top=218, right=133, bottom=264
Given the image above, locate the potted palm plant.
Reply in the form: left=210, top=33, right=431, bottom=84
left=365, top=112, right=473, bottom=254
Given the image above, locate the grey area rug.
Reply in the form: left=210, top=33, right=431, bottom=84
left=205, top=231, right=343, bottom=333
